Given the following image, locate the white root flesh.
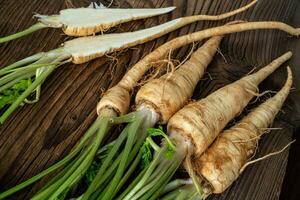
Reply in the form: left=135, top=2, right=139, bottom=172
left=36, top=7, right=176, bottom=36
left=35, top=0, right=257, bottom=36
left=63, top=19, right=181, bottom=64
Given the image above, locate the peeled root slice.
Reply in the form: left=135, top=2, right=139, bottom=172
left=63, top=19, right=181, bottom=64
left=63, top=0, right=258, bottom=64
left=37, top=0, right=257, bottom=37
left=37, top=7, right=176, bottom=36
left=195, top=67, right=293, bottom=194
left=0, top=6, right=175, bottom=43
left=0, top=0, right=257, bottom=44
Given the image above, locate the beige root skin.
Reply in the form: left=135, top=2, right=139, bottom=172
left=96, top=22, right=299, bottom=116
left=114, top=22, right=299, bottom=90
left=97, top=36, right=222, bottom=117
left=135, top=36, right=223, bottom=123
left=96, top=19, right=300, bottom=113
left=97, top=85, right=130, bottom=116
left=175, top=0, right=257, bottom=25
left=167, top=52, right=292, bottom=156
left=195, top=67, right=293, bottom=194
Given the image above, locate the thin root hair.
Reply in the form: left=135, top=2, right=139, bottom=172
left=65, top=0, right=75, bottom=8
left=175, top=42, right=196, bottom=69
left=216, top=48, right=227, bottom=63
left=249, top=90, right=277, bottom=104
left=240, top=140, right=296, bottom=173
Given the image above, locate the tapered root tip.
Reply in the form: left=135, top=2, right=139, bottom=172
left=151, top=6, right=176, bottom=15
left=285, top=51, right=293, bottom=57
left=215, top=0, right=257, bottom=20
left=287, top=66, right=292, bottom=75
left=285, top=66, right=293, bottom=87
left=242, top=51, right=292, bottom=86
left=248, top=0, right=258, bottom=7
left=164, top=6, right=176, bottom=12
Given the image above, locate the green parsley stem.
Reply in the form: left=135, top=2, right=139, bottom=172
left=100, top=115, right=144, bottom=200
left=0, top=66, right=54, bottom=123
left=116, top=152, right=142, bottom=191
left=122, top=145, right=167, bottom=200
left=0, top=116, right=103, bottom=199
left=81, top=125, right=130, bottom=200
left=31, top=145, right=94, bottom=200
left=0, top=23, right=47, bottom=44
left=0, top=71, right=35, bottom=92
left=160, top=179, right=191, bottom=195
left=0, top=52, right=45, bottom=75
left=146, top=137, right=160, bottom=152
left=160, top=184, right=200, bottom=200
left=48, top=119, right=110, bottom=199
left=142, top=149, right=184, bottom=200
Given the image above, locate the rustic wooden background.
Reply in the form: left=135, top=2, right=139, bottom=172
left=0, top=0, right=299, bottom=199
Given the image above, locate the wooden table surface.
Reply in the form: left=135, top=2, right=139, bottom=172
left=0, top=0, right=299, bottom=199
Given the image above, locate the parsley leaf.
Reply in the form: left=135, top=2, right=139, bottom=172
left=147, top=126, right=175, bottom=159
left=140, top=126, right=176, bottom=168
left=0, top=79, right=31, bottom=109
left=140, top=139, right=153, bottom=168
left=85, top=160, right=102, bottom=185
left=85, top=142, right=113, bottom=185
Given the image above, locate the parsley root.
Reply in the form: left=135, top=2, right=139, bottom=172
left=0, top=0, right=256, bottom=43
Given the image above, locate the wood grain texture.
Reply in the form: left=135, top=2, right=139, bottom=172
left=0, top=0, right=299, bottom=199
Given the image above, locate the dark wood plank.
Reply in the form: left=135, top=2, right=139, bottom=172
left=0, top=0, right=299, bottom=199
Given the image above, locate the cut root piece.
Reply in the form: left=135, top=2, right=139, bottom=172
left=38, top=0, right=257, bottom=37
left=0, top=6, right=175, bottom=43
left=37, top=7, right=176, bottom=36
left=0, top=0, right=257, bottom=43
